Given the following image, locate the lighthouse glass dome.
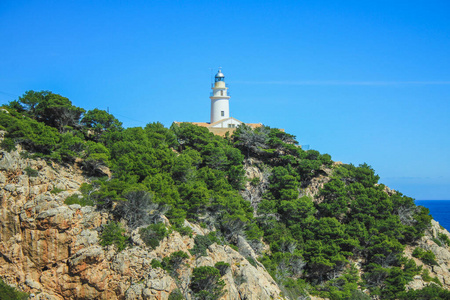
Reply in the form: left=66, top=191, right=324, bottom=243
left=215, top=70, right=225, bottom=82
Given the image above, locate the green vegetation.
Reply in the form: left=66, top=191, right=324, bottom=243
left=24, top=166, right=38, bottom=177
left=190, top=233, right=221, bottom=257
left=1, top=90, right=446, bottom=299
left=50, top=187, right=65, bottom=194
left=214, top=261, right=230, bottom=276
left=99, top=221, right=128, bottom=251
left=399, top=283, right=450, bottom=299
left=139, top=222, right=168, bottom=249
left=151, top=259, right=163, bottom=269
left=190, top=266, right=225, bottom=300
left=412, top=247, right=438, bottom=266
left=64, top=184, right=96, bottom=206
left=64, top=194, right=95, bottom=206
left=437, top=233, right=450, bottom=247
left=421, top=269, right=442, bottom=286
left=168, top=289, right=184, bottom=300
left=162, top=251, right=189, bottom=276
left=173, top=225, right=193, bottom=237
left=1, top=90, right=119, bottom=171
left=0, top=279, right=28, bottom=300
left=246, top=256, right=257, bottom=267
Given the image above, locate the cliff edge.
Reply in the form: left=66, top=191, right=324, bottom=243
left=0, top=149, right=282, bottom=300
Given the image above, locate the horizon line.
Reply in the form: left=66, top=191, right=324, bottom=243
left=233, top=80, right=450, bottom=86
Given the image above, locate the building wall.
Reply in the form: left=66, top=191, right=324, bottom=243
left=207, top=127, right=236, bottom=137
left=210, top=118, right=242, bottom=128
left=210, top=98, right=230, bottom=123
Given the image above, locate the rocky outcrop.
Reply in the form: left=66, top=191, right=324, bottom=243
left=0, top=150, right=283, bottom=299
left=242, top=158, right=270, bottom=211
left=405, top=219, right=450, bottom=290
left=241, top=157, right=335, bottom=208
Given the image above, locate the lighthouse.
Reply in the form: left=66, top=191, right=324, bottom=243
left=210, top=69, right=230, bottom=124
left=174, top=68, right=263, bottom=136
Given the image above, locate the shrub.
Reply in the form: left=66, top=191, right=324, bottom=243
left=24, top=167, right=38, bottom=177
left=174, top=225, right=193, bottom=237
left=190, top=234, right=216, bottom=257
left=168, top=289, right=184, bottom=300
left=421, top=269, right=442, bottom=286
left=64, top=194, right=94, bottom=207
left=226, top=243, right=238, bottom=252
left=349, top=290, right=371, bottom=300
left=151, top=259, right=163, bottom=269
left=100, top=221, right=128, bottom=251
left=214, top=261, right=230, bottom=276
left=139, top=222, right=168, bottom=249
left=412, top=247, right=422, bottom=258
left=190, top=266, right=225, bottom=300
left=50, top=187, right=65, bottom=194
left=250, top=177, right=260, bottom=186
left=116, top=190, right=168, bottom=229
left=246, top=256, right=258, bottom=267
left=432, top=238, right=442, bottom=247
left=412, top=247, right=438, bottom=266
left=0, top=278, right=28, bottom=300
left=162, top=251, right=189, bottom=276
left=438, top=233, right=450, bottom=247
left=1, top=138, right=16, bottom=152
left=398, top=283, right=450, bottom=299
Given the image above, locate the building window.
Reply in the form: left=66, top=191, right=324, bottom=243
left=220, top=90, right=223, bottom=96
left=221, top=111, right=224, bottom=116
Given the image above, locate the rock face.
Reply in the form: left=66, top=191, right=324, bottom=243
left=405, top=219, right=450, bottom=290
left=0, top=150, right=282, bottom=299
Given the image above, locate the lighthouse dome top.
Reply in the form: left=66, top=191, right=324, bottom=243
left=215, top=70, right=225, bottom=78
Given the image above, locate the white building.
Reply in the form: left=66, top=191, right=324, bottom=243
left=175, top=69, right=262, bottom=136
left=210, top=69, right=230, bottom=123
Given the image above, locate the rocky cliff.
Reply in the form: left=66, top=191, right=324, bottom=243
left=241, top=157, right=450, bottom=297
left=0, top=149, right=282, bottom=300
left=2, top=147, right=450, bottom=300
left=404, top=219, right=450, bottom=290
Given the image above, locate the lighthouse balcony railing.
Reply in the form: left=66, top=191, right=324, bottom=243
left=210, top=92, right=230, bottom=97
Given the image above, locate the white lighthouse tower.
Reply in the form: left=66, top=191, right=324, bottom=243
left=210, top=69, right=230, bottom=124
left=174, top=68, right=263, bottom=135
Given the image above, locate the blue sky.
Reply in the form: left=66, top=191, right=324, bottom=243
left=0, top=0, right=449, bottom=199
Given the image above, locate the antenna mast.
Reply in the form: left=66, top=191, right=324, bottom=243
left=209, top=68, right=213, bottom=87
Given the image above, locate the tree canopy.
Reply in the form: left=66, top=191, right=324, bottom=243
left=0, top=90, right=439, bottom=299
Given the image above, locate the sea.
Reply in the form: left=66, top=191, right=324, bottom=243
left=415, top=200, right=450, bottom=231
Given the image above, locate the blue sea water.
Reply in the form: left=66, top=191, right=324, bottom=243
left=415, top=200, right=450, bottom=231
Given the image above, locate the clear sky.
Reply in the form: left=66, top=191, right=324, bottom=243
left=1, top=0, right=449, bottom=200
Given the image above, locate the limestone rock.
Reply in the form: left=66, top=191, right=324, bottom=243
left=0, top=150, right=284, bottom=299
left=405, top=219, right=450, bottom=290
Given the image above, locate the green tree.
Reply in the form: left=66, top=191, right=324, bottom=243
left=28, top=91, right=85, bottom=132
left=190, top=266, right=225, bottom=300
left=233, top=124, right=269, bottom=158
left=81, top=108, right=122, bottom=140
left=82, top=141, right=110, bottom=175
left=17, top=90, right=46, bottom=115
left=100, top=221, right=128, bottom=251
left=139, top=222, right=168, bottom=249
left=214, top=261, right=230, bottom=276
left=0, top=109, right=60, bottom=154
left=162, top=251, right=189, bottom=277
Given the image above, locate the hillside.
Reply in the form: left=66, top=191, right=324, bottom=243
left=1, top=90, right=450, bottom=300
